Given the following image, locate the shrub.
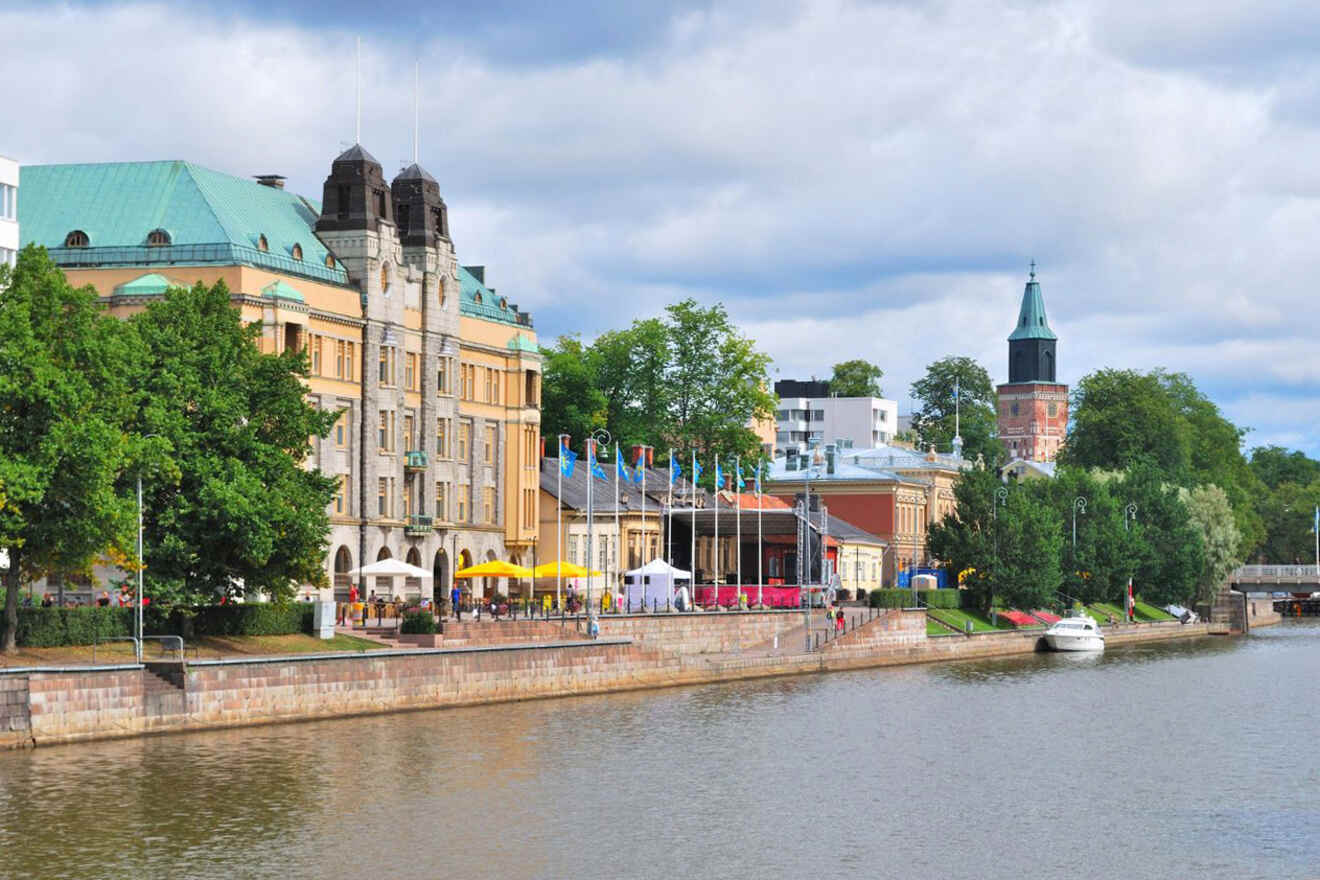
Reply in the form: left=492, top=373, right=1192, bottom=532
left=400, top=610, right=437, bottom=634
left=8, top=607, right=135, bottom=647
left=866, top=589, right=968, bottom=609
left=182, top=603, right=311, bottom=637
left=868, top=589, right=910, bottom=609
left=921, top=589, right=962, bottom=609
left=835, top=588, right=853, bottom=602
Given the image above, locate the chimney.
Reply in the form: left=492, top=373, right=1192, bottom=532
left=254, top=174, right=286, bottom=189
left=786, top=449, right=798, bottom=471
left=630, top=444, right=646, bottom=470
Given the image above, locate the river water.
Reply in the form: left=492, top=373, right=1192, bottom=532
left=1, top=622, right=1317, bottom=880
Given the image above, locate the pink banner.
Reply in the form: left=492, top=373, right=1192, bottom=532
left=694, top=585, right=802, bottom=608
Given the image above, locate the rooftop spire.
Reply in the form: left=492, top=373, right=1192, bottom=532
left=1029, top=258, right=1036, bottom=281
left=1007, top=263, right=1056, bottom=341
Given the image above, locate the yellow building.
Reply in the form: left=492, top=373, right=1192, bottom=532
left=19, top=151, right=539, bottom=601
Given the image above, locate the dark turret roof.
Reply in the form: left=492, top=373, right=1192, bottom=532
left=395, top=162, right=436, bottom=183
left=335, top=143, right=379, bottom=164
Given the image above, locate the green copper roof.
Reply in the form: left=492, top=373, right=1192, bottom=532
left=18, top=161, right=350, bottom=287
left=262, top=279, right=305, bottom=303
left=506, top=332, right=538, bottom=352
left=1007, top=270, right=1056, bottom=341
left=112, top=272, right=179, bottom=297
left=458, top=265, right=533, bottom=328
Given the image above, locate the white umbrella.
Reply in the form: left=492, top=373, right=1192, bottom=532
left=348, top=558, right=433, bottom=579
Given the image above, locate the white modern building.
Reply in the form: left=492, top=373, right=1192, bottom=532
left=0, top=155, right=17, bottom=266
left=773, top=379, right=898, bottom=455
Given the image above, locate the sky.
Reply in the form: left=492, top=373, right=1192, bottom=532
left=1, top=0, right=1318, bottom=456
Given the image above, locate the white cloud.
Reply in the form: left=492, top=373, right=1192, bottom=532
left=0, top=0, right=1317, bottom=454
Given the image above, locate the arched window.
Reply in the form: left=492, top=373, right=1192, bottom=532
left=473, top=292, right=482, bottom=304
left=380, top=262, right=391, bottom=293
left=64, top=230, right=89, bottom=248
left=146, top=228, right=171, bottom=247
left=437, top=277, right=446, bottom=306
left=256, top=234, right=269, bottom=252
left=325, top=254, right=335, bottom=269
left=291, top=243, right=303, bottom=261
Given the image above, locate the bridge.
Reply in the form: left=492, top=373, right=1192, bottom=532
left=1230, top=565, right=1320, bottom=590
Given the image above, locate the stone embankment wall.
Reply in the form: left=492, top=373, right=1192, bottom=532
left=0, top=611, right=1215, bottom=749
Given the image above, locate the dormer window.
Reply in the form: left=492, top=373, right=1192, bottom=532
left=291, top=243, right=303, bottom=261
left=325, top=254, right=336, bottom=269
left=146, top=228, right=171, bottom=247
left=473, top=292, right=483, bottom=304
left=499, top=298, right=507, bottom=309
left=64, top=230, right=89, bottom=248
left=257, top=234, right=269, bottom=252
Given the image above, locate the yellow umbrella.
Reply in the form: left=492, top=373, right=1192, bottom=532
left=533, top=561, right=602, bottom=578
left=454, top=560, right=535, bottom=578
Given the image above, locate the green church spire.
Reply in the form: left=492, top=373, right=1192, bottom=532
left=1008, top=260, right=1056, bottom=341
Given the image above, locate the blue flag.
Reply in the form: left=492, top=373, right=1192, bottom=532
left=714, top=459, right=724, bottom=489
left=560, top=445, right=577, bottom=477
left=754, top=461, right=762, bottom=494
left=615, top=454, right=631, bottom=483
left=693, top=457, right=703, bottom=483
left=633, top=449, right=646, bottom=484
left=588, top=444, right=607, bottom=480
left=1314, top=505, right=1318, bottom=533
left=735, top=464, right=746, bottom=490
left=669, top=451, right=681, bottom=485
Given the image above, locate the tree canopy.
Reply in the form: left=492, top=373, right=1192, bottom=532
left=540, top=299, right=775, bottom=471
left=125, top=280, right=338, bottom=603
left=0, top=247, right=137, bottom=652
left=829, top=359, right=884, bottom=397
left=910, top=356, right=1000, bottom=464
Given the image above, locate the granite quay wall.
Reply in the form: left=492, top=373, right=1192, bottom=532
left=0, top=614, right=1216, bottom=749
left=596, top=609, right=814, bottom=655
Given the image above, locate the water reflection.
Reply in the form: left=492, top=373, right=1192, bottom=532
left=1, top=622, right=1316, bottom=880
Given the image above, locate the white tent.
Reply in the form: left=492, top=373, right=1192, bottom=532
left=624, top=558, right=691, bottom=611
left=348, top=558, right=433, bottom=579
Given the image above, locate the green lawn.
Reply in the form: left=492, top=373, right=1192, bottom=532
left=927, top=607, right=1013, bottom=634
left=927, top=617, right=959, bottom=636
left=1133, top=600, right=1175, bottom=621
left=1085, top=603, right=1127, bottom=624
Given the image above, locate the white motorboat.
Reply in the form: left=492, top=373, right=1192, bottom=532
left=1043, top=615, right=1105, bottom=652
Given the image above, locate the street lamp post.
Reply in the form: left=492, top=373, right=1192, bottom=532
left=1124, top=503, right=1137, bottom=622
left=992, top=485, right=1008, bottom=561
left=800, top=444, right=821, bottom=652
left=134, top=434, right=161, bottom=664
left=1071, top=496, right=1087, bottom=552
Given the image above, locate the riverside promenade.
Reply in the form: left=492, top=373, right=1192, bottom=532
left=0, top=596, right=1276, bottom=749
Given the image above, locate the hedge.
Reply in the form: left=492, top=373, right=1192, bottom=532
left=867, top=588, right=967, bottom=609
left=399, top=611, right=437, bottom=634
left=2, top=603, right=315, bottom=647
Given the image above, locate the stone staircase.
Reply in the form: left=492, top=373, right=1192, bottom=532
left=346, top=618, right=585, bottom=649
left=142, top=662, right=186, bottom=717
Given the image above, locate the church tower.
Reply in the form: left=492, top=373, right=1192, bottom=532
left=996, top=264, right=1067, bottom=462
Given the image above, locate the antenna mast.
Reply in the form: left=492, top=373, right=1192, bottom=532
left=355, top=37, right=362, bottom=145
left=413, top=61, right=420, bottom=163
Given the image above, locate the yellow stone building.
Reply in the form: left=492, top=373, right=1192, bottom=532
left=19, top=151, right=539, bottom=602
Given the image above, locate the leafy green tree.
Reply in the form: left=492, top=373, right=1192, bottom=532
left=1255, top=480, right=1320, bottom=564
left=1181, top=484, right=1243, bottom=603
left=587, top=318, right=670, bottom=450
left=927, top=465, right=999, bottom=609
left=993, top=484, right=1064, bottom=612
left=1115, top=461, right=1205, bottom=606
left=0, top=247, right=137, bottom=652
left=1034, top=468, right=1136, bottom=605
left=124, top=280, right=338, bottom=603
left=910, top=356, right=999, bottom=464
left=1249, top=446, right=1320, bottom=490
left=540, top=335, right=607, bottom=446
left=1060, top=369, right=1190, bottom=476
left=829, top=359, right=884, bottom=397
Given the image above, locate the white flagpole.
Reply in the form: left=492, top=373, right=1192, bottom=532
left=614, top=442, right=621, bottom=614
left=557, top=435, right=564, bottom=612
left=666, top=450, right=674, bottom=573
left=736, top=455, right=742, bottom=606
left=586, top=438, right=594, bottom=616
left=714, top=453, right=720, bottom=608
left=690, top=451, right=697, bottom=607
left=757, top=461, right=763, bottom=608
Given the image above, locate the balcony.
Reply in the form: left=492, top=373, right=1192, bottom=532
left=405, top=514, right=433, bottom=536
left=404, top=450, right=428, bottom=471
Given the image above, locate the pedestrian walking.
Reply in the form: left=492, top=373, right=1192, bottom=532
left=451, top=584, right=462, bottom=621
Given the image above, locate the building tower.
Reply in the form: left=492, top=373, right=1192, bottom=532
left=996, top=264, right=1067, bottom=462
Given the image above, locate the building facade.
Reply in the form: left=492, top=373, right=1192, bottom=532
left=765, top=442, right=965, bottom=584
left=773, top=379, right=898, bottom=455
left=996, top=267, right=1067, bottom=462
left=0, top=155, right=16, bottom=266
left=19, top=150, right=539, bottom=602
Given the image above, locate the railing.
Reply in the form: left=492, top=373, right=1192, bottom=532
left=404, top=450, right=428, bottom=471
left=1233, top=565, right=1320, bottom=580
left=405, top=514, right=433, bottom=536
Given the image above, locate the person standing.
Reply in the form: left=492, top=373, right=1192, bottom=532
left=451, top=584, right=462, bottom=621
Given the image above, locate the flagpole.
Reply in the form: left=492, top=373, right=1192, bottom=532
left=614, top=442, right=621, bottom=614
left=736, top=455, right=742, bottom=607
left=557, top=434, right=565, bottom=613
left=586, top=437, right=594, bottom=618
left=757, top=460, right=763, bottom=608
left=714, top=453, right=720, bottom=609
left=690, top=451, right=697, bottom=608
left=666, top=450, right=674, bottom=574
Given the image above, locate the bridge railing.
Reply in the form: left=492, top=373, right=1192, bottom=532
left=1233, top=564, right=1320, bottom=580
